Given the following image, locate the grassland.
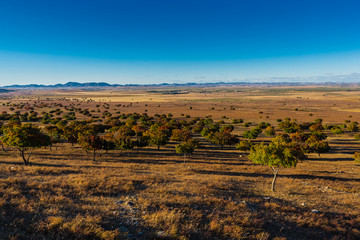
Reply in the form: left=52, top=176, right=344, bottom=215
left=0, top=85, right=359, bottom=240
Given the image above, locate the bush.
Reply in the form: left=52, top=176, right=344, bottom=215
left=354, top=152, right=360, bottom=164
left=264, top=126, right=275, bottom=136
left=347, top=122, right=359, bottom=132
left=354, top=133, right=360, bottom=141
left=236, top=140, right=253, bottom=152
left=331, top=127, right=344, bottom=135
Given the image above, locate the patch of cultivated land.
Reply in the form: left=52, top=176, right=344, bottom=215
left=0, top=85, right=359, bottom=239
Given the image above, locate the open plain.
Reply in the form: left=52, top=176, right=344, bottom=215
left=0, top=85, right=359, bottom=240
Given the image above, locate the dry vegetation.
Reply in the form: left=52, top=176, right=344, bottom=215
left=0, top=85, right=359, bottom=240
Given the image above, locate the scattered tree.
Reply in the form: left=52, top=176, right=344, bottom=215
left=264, top=126, right=275, bottom=136
left=78, top=134, right=106, bottom=161
left=175, top=139, right=199, bottom=158
left=1, top=123, right=51, bottom=165
left=236, top=140, right=253, bottom=153
left=347, top=122, right=359, bottom=132
left=171, top=129, right=192, bottom=142
left=248, top=139, right=299, bottom=191
left=144, top=125, right=170, bottom=150
left=209, top=131, right=238, bottom=149
left=306, top=136, right=330, bottom=158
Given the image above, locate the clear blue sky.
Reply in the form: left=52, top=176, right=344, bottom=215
left=1, top=0, right=360, bottom=85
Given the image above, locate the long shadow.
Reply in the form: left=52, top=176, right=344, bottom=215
left=162, top=180, right=358, bottom=240
left=194, top=169, right=360, bottom=182
left=306, top=156, right=354, bottom=162
left=330, top=138, right=359, bottom=143
left=0, top=184, right=154, bottom=240
left=0, top=160, right=69, bottom=168
left=198, top=150, right=243, bottom=157
left=104, top=157, right=249, bottom=166
left=328, top=148, right=360, bottom=154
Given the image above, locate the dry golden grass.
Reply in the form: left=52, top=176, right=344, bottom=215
left=0, top=86, right=359, bottom=239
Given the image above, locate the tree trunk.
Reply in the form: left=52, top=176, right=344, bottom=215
left=20, top=150, right=28, bottom=165
left=93, top=149, right=96, bottom=161
left=157, top=145, right=160, bottom=150
left=271, top=167, right=279, bottom=192
left=26, top=150, right=33, bottom=164
left=1, top=144, right=8, bottom=152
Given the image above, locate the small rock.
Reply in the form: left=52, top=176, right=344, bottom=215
left=301, top=203, right=305, bottom=206
left=130, top=217, right=138, bottom=223
left=311, top=209, right=320, bottom=213
left=156, top=231, right=170, bottom=238
left=126, top=201, right=134, bottom=206
left=263, top=196, right=270, bottom=200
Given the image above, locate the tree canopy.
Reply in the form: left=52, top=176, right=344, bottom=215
left=248, top=138, right=299, bottom=191
left=1, top=123, right=51, bottom=165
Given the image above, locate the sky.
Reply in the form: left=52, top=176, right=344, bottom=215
left=0, top=0, right=360, bottom=86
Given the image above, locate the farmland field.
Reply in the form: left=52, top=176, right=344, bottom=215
left=0, top=85, right=359, bottom=240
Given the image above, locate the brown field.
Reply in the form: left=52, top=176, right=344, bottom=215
left=0, top=85, right=359, bottom=240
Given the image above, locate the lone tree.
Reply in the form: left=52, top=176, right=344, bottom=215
left=248, top=140, right=299, bottom=191
left=1, top=123, right=51, bottom=165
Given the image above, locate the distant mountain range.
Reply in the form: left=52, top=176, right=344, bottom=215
left=2, top=79, right=360, bottom=89
left=1, top=81, right=241, bottom=89
left=2, top=81, right=302, bottom=89
left=3, top=82, right=114, bottom=88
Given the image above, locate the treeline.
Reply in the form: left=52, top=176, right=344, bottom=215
left=0, top=112, right=359, bottom=190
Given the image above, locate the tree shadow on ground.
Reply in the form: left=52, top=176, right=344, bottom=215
left=0, top=160, right=69, bottom=168
left=194, top=169, right=360, bottom=182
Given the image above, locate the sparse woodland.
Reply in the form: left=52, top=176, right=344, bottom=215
left=0, top=87, right=359, bottom=240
